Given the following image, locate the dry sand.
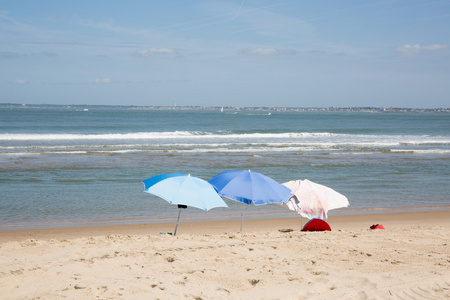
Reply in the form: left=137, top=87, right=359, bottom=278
left=1, top=210, right=449, bottom=299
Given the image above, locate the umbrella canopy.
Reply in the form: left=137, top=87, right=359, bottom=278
left=209, top=170, right=292, bottom=231
left=142, top=173, right=228, bottom=235
left=142, top=172, right=185, bottom=189
left=208, top=170, right=292, bottom=205
left=282, top=179, right=349, bottom=220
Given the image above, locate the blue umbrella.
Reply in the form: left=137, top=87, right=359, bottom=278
left=143, top=173, right=228, bottom=235
left=208, top=170, right=292, bottom=231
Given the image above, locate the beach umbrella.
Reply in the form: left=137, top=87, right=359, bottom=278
left=142, top=172, right=185, bottom=188
left=142, top=173, right=228, bottom=235
left=208, top=170, right=292, bottom=231
left=281, top=179, right=349, bottom=221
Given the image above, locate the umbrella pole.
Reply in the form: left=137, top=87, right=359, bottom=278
left=240, top=205, right=247, bottom=232
left=174, top=207, right=182, bottom=236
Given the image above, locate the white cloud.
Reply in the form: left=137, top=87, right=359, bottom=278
left=422, top=44, right=448, bottom=51
left=136, top=48, right=176, bottom=58
left=241, top=48, right=295, bottom=56
left=396, top=44, right=448, bottom=56
left=94, top=78, right=111, bottom=84
left=12, top=79, right=27, bottom=84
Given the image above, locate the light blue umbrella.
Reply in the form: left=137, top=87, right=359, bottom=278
left=208, top=170, right=292, bottom=231
left=142, top=173, right=228, bottom=235
left=142, top=172, right=185, bottom=189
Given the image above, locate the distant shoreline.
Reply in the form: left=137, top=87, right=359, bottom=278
left=1, top=102, right=448, bottom=113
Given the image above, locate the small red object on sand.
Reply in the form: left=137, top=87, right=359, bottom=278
left=301, top=218, right=331, bottom=231
left=370, top=224, right=385, bottom=229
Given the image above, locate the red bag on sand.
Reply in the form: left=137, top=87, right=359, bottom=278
left=370, top=224, right=385, bottom=229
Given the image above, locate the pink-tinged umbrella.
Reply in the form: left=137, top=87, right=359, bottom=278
left=281, top=179, right=349, bottom=220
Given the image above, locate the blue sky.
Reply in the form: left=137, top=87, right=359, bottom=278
left=1, top=0, right=449, bottom=108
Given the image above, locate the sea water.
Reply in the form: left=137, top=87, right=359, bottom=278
left=0, top=106, right=449, bottom=230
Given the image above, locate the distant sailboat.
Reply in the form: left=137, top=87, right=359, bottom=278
left=220, top=106, right=224, bottom=112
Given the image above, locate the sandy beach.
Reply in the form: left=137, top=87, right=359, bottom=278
left=1, top=210, right=449, bottom=299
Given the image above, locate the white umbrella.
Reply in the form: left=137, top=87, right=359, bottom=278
left=281, top=179, right=349, bottom=220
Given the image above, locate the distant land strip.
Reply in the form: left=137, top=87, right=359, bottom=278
left=1, top=103, right=448, bottom=113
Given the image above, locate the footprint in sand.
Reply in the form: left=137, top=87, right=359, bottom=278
left=393, top=277, right=450, bottom=299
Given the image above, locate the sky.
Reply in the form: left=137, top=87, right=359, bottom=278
left=1, top=0, right=449, bottom=108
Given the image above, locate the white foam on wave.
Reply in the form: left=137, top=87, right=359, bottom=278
left=0, top=131, right=341, bottom=141
left=1, top=131, right=448, bottom=147
left=0, top=140, right=446, bottom=152
left=0, top=146, right=320, bottom=156
left=0, top=131, right=197, bottom=141
left=1, top=132, right=449, bottom=157
left=43, top=151, right=89, bottom=155
left=2, top=145, right=449, bottom=156
left=391, top=149, right=450, bottom=154
left=0, top=141, right=390, bottom=150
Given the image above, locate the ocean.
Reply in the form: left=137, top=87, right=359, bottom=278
left=1, top=105, right=449, bottom=230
